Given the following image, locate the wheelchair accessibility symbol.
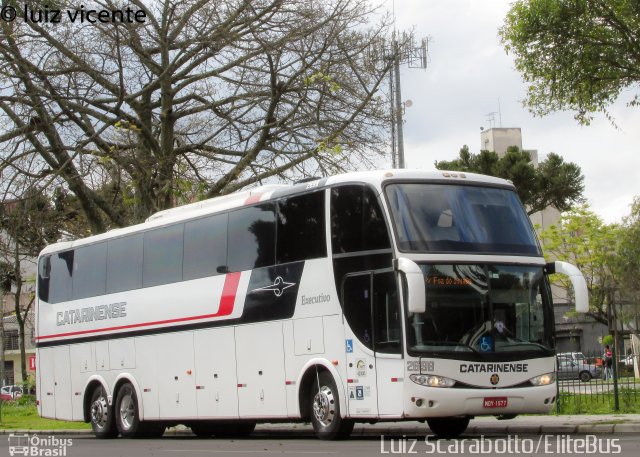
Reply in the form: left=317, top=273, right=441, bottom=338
left=479, top=336, right=493, bottom=352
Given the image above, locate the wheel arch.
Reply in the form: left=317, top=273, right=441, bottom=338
left=297, top=359, right=347, bottom=421
left=112, top=374, right=145, bottom=420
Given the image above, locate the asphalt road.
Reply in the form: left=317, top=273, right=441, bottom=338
left=2, top=433, right=639, bottom=457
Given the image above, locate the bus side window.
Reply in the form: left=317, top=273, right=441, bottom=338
left=184, top=213, right=228, bottom=280
left=143, top=224, right=184, bottom=287
left=49, top=250, right=74, bottom=304
left=107, top=234, right=143, bottom=294
left=331, top=185, right=391, bottom=254
left=228, top=203, right=276, bottom=272
left=73, top=243, right=107, bottom=300
left=38, top=256, right=51, bottom=303
left=277, top=191, right=326, bottom=264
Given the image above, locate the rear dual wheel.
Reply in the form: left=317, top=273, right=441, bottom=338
left=90, top=387, right=117, bottom=439
left=115, top=383, right=165, bottom=438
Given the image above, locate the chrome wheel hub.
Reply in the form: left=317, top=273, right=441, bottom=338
left=313, top=385, right=335, bottom=427
left=119, top=392, right=135, bottom=430
left=91, top=396, right=109, bottom=430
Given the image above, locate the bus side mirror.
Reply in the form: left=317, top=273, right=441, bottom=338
left=546, top=261, right=589, bottom=313
left=396, top=258, right=425, bottom=314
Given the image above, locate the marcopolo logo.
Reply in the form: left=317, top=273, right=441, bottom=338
left=8, top=434, right=72, bottom=457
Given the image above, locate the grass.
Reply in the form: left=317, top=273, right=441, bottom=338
left=555, top=389, right=640, bottom=415
left=0, top=396, right=90, bottom=430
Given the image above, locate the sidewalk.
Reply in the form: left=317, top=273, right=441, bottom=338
left=2, top=415, right=640, bottom=436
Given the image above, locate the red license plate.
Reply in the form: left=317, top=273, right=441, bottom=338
left=483, top=397, right=508, bottom=408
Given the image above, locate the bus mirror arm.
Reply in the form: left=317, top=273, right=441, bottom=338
left=546, top=261, right=589, bottom=313
left=395, top=258, right=426, bottom=314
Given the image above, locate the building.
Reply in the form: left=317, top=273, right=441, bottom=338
left=2, top=312, right=36, bottom=386
left=480, top=128, right=608, bottom=355
left=1, top=199, right=38, bottom=386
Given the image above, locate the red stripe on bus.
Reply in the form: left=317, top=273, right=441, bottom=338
left=219, top=272, right=241, bottom=316
left=244, top=193, right=263, bottom=204
left=36, top=272, right=242, bottom=341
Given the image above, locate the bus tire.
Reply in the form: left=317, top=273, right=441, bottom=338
left=427, top=416, right=470, bottom=438
left=90, top=386, right=117, bottom=439
left=309, top=372, right=354, bottom=440
left=115, top=383, right=142, bottom=438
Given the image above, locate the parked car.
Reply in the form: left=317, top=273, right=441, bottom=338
left=623, top=354, right=637, bottom=368
left=557, top=358, right=601, bottom=382
left=557, top=352, right=587, bottom=363
left=0, top=385, right=23, bottom=401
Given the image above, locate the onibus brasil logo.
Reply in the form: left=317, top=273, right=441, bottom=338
left=8, top=434, right=72, bottom=456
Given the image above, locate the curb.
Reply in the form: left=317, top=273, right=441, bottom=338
left=1, top=423, right=639, bottom=436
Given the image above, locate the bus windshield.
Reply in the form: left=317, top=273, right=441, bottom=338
left=406, top=264, right=554, bottom=356
left=385, top=183, right=540, bottom=255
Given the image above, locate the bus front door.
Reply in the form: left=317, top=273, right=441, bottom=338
left=342, top=273, right=379, bottom=418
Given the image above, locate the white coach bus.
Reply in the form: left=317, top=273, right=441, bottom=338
left=36, top=169, right=588, bottom=440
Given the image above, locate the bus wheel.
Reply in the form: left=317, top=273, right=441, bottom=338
left=310, top=372, right=354, bottom=440
left=427, top=416, right=470, bottom=438
left=115, top=383, right=142, bottom=438
left=90, top=386, right=117, bottom=439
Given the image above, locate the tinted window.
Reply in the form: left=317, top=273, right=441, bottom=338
left=372, top=272, right=402, bottom=354
left=73, top=243, right=107, bottom=299
left=385, top=183, right=540, bottom=255
left=343, top=274, right=373, bottom=350
left=37, top=256, right=50, bottom=303
left=107, top=234, right=143, bottom=293
left=184, top=213, right=228, bottom=280
left=49, top=251, right=74, bottom=303
left=228, top=204, right=276, bottom=272
left=331, top=185, right=391, bottom=254
left=277, top=191, right=326, bottom=264
left=143, top=224, right=184, bottom=287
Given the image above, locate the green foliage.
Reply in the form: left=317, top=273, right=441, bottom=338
left=500, top=0, right=640, bottom=124
left=435, top=145, right=584, bottom=214
left=538, top=205, right=619, bottom=325
left=556, top=389, right=640, bottom=415
left=602, top=334, right=614, bottom=346
left=615, top=196, right=640, bottom=324
left=0, top=401, right=90, bottom=430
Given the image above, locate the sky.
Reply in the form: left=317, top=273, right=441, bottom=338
left=387, top=0, right=639, bottom=224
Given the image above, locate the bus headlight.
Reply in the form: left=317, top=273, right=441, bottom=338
left=410, top=374, right=456, bottom=388
left=529, top=373, right=556, bottom=386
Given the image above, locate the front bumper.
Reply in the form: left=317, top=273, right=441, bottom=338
left=404, top=382, right=557, bottom=418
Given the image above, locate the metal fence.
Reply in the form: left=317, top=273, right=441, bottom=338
left=556, top=352, right=640, bottom=414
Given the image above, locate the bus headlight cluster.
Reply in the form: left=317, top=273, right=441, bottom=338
left=409, top=374, right=456, bottom=388
left=529, top=373, right=556, bottom=386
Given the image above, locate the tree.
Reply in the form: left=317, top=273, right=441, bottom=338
left=538, top=205, right=620, bottom=328
left=0, top=0, right=393, bottom=233
left=500, top=0, right=640, bottom=125
left=0, top=190, right=60, bottom=383
left=616, top=196, right=640, bottom=333
left=435, top=145, right=584, bottom=214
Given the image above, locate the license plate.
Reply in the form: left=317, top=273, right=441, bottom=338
left=483, top=397, right=508, bottom=408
